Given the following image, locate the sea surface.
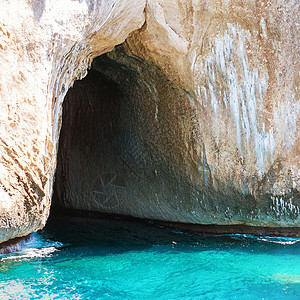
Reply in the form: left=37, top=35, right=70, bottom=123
left=0, top=216, right=299, bottom=299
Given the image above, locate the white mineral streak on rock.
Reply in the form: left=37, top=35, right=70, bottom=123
left=274, top=96, right=298, bottom=151
left=0, top=0, right=299, bottom=242
left=260, top=17, right=268, bottom=39
left=202, top=24, right=274, bottom=175
left=125, top=0, right=299, bottom=227
left=138, top=79, right=159, bottom=120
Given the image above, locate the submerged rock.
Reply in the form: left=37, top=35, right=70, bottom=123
left=0, top=0, right=299, bottom=243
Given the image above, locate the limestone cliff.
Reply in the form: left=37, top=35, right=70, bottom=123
left=0, top=0, right=145, bottom=243
left=0, top=0, right=299, bottom=243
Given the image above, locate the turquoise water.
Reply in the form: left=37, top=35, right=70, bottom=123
left=0, top=216, right=299, bottom=299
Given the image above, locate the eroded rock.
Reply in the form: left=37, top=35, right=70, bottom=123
left=0, top=0, right=299, bottom=243
left=54, top=46, right=299, bottom=229
left=0, top=0, right=145, bottom=243
left=124, top=0, right=300, bottom=227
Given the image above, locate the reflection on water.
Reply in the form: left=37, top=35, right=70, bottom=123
left=0, top=216, right=299, bottom=299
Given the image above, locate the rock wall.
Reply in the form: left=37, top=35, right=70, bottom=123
left=0, top=0, right=145, bottom=243
left=0, top=0, right=299, bottom=243
left=126, top=0, right=299, bottom=201
left=126, top=0, right=299, bottom=227
left=54, top=46, right=299, bottom=229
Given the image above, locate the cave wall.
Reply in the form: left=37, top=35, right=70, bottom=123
left=55, top=50, right=208, bottom=222
left=0, top=0, right=145, bottom=243
left=126, top=0, right=299, bottom=227
left=54, top=46, right=299, bottom=227
left=0, top=0, right=299, bottom=243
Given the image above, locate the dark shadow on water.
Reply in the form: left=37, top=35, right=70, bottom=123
left=43, top=214, right=300, bottom=258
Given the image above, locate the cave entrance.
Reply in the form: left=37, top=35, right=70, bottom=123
left=52, top=53, right=133, bottom=216
left=51, top=46, right=195, bottom=221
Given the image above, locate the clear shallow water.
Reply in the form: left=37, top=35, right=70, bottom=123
left=0, top=216, right=299, bottom=300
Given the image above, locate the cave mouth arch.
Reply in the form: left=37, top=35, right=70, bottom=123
left=48, top=47, right=299, bottom=237
left=51, top=46, right=198, bottom=222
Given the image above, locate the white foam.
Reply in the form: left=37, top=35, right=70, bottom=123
left=1, top=246, right=59, bottom=261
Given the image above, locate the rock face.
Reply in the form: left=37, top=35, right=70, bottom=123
left=0, top=0, right=299, bottom=243
left=0, top=0, right=145, bottom=243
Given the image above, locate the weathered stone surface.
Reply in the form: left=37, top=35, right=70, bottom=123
left=54, top=45, right=299, bottom=229
left=0, top=0, right=299, bottom=243
left=0, top=0, right=145, bottom=243
left=125, top=0, right=299, bottom=226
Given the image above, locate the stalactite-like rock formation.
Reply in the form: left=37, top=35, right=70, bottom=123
left=0, top=0, right=299, bottom=243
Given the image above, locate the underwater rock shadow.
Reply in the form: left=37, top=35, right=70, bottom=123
left=43, top=215, right=300, bottom=258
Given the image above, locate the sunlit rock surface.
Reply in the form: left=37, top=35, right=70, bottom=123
left=0, top=0, right=299, bottom=243
left=0, top=0, right=145, bottom=243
